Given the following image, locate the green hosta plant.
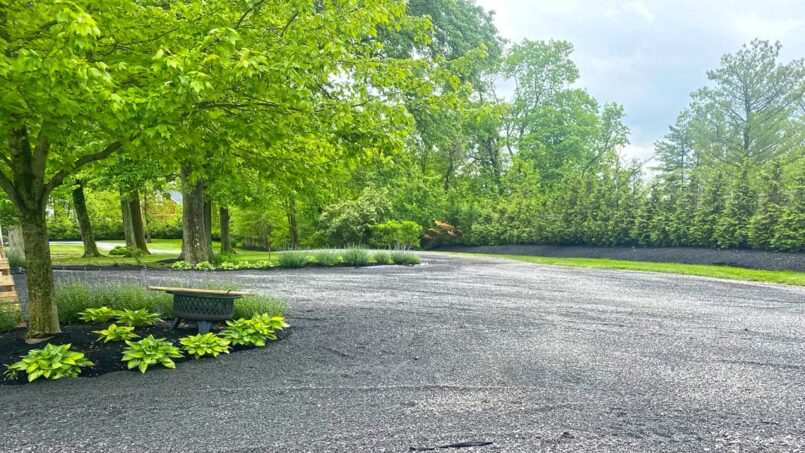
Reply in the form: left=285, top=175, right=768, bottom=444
left=219, top=317, right=272, bottom=347
left=252, top=314, right=290, bottom=338
left=93, top=324, right=139, bottom=343
left=115, top=308, right=160, bottom=327
left=194, top=261, right=215, bottom=271
left=79, top=307, right=120, bottom=323
left=171, top=261, right=192, bottom=270
left=4, top=344, right=93, bottom=382
left=122, top=335, right=183, bottom=373
left=180, top=333, right=231, bottom=359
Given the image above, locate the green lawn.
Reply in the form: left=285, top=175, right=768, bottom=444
left=50, top=239, right=278, bottom=267
left=450, top=253, right=805, bottom=287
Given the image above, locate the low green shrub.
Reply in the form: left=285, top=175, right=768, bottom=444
left=372, top=251, right=393, bottom=264
left=390, top=250, right=421, bottom=265
left=0, top=306, right=21, bottom=332
left=4, top=343, right=93, bottom=382
left=210, top=253, right=236, bottom=266
left=368, top=220, right=422, bottom=249
left=93, top=324, right=139, bottom=343
left=277, top=251, right=309, bottom=268
left=108, top=246, right=130, bottom=256
left=171, top=261, right=192, bottom=270
left=180, top=333, right=230, bottom=359
left=342, top=247, right=370, bottom=266
left=218, top=261, right=238, bottom=270
left=115, top=308, right=160, bottom=327
left=7, top=249, right=25, bottom=269
left=78, top=306, right=119, bottom=323
left=122, top=335, right=183, bottom=373
left=313, top=250, right=341, bottom=267
left=56, top=283, right=173, bottom=325
left=194, top=261, right=215, bottom=271
left=253, top=260, right=273, bottom=269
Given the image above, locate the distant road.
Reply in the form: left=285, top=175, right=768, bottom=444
left=439, top=244, right=805, bottom=272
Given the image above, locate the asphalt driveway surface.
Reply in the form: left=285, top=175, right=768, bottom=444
left=1, top=253, right=804, bottom=452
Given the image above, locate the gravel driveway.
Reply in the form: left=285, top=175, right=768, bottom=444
left=2, top=253, right=804, bottom=452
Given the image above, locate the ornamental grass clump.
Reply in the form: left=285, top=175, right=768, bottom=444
left=372, top=250, right=393, bottom=264
left=122, top=335, right=183, bottom=373
left=342, top=247, right=370, bottom=266
left=313, top=250, right=341, bottom=267
left=277, top=251, right=309, bottom=268
left=57, top=283, right=172, bottom=324
left=390, top=250, right=421, bottom=265
left=4, top=344, right=93, bottom=382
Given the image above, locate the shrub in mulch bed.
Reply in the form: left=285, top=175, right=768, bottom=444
left=0, top=322, right=291, bottom=386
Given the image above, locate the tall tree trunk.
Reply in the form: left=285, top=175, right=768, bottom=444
left=203, top=199, right=212, bottom=251
left=20, top=209, right=59, bottom=336
left=286, top=197, right=298, bottom=249
left=219, top=206, right=235, bottom=254
left=128, top=190, right=150, bottom=254
left=181, top=164, right=211, bottom=264
left=71, top=183, right=101, bottom=257
left=120, top=193, right=135, bottom=248
left=8, top=225, right=24, bottom=257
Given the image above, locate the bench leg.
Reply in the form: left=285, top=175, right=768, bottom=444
left=197, top=320, right=213, bottom=334
left=170, top=318, right=181, bottom=330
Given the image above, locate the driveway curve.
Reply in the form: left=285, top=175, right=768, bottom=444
left=2, top=253, right=804, bottom=452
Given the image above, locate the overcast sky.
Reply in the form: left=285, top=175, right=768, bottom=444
left=475, top=0, right=805, bottom=163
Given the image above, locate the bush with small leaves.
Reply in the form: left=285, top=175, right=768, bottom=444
left=180, top=333, right=231, bottom=359
left=194, top=261, right=215, bottom=271
left=122, top=335, right=183, bottom=373
left=79, top=306, right=120, bottom=323
left=171, top=261, right=192, bottom=270
left=390, top=250, right=421, bottom=265
left=115, top=308, right=160, bottom=327
left=342, top=247, right=370, bottom=266
left=254, top=260, right=273, bottom=269
left=218, top=261, right=238, bottom=270
left=277, top=251, right=309, bottom=268
left=4, top=344, right=93, bottom=382
left=372, top=251, right=393, bottom=264
left=93, top=324, right=139, bottom=343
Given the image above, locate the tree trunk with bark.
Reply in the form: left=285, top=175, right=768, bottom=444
left=128, top=190, right=150, bottom=254
left=120, top=193, right=135, bottom=248
left=286, top=197, right=299, bottom=249
left=1, top=127, right=121, bottom=337
left=181, top=165, right=211, bottom=264
left=21, top=209, right=59, bottom=336
left=71, top=183, right=101, bottom=257
left=203, top=199, right=212, bottom=251
left=219, top=206, right=235, bottom=254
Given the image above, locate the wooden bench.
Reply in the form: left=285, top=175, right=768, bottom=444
left=148, top=286, right=251, bottom=334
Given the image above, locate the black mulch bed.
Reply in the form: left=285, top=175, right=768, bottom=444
left=0, top=322, right=290, bottom=385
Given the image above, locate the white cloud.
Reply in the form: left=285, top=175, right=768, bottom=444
left=475, top=0, right=805, bottom=157
left=623, top=1, right=656, bottom=23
